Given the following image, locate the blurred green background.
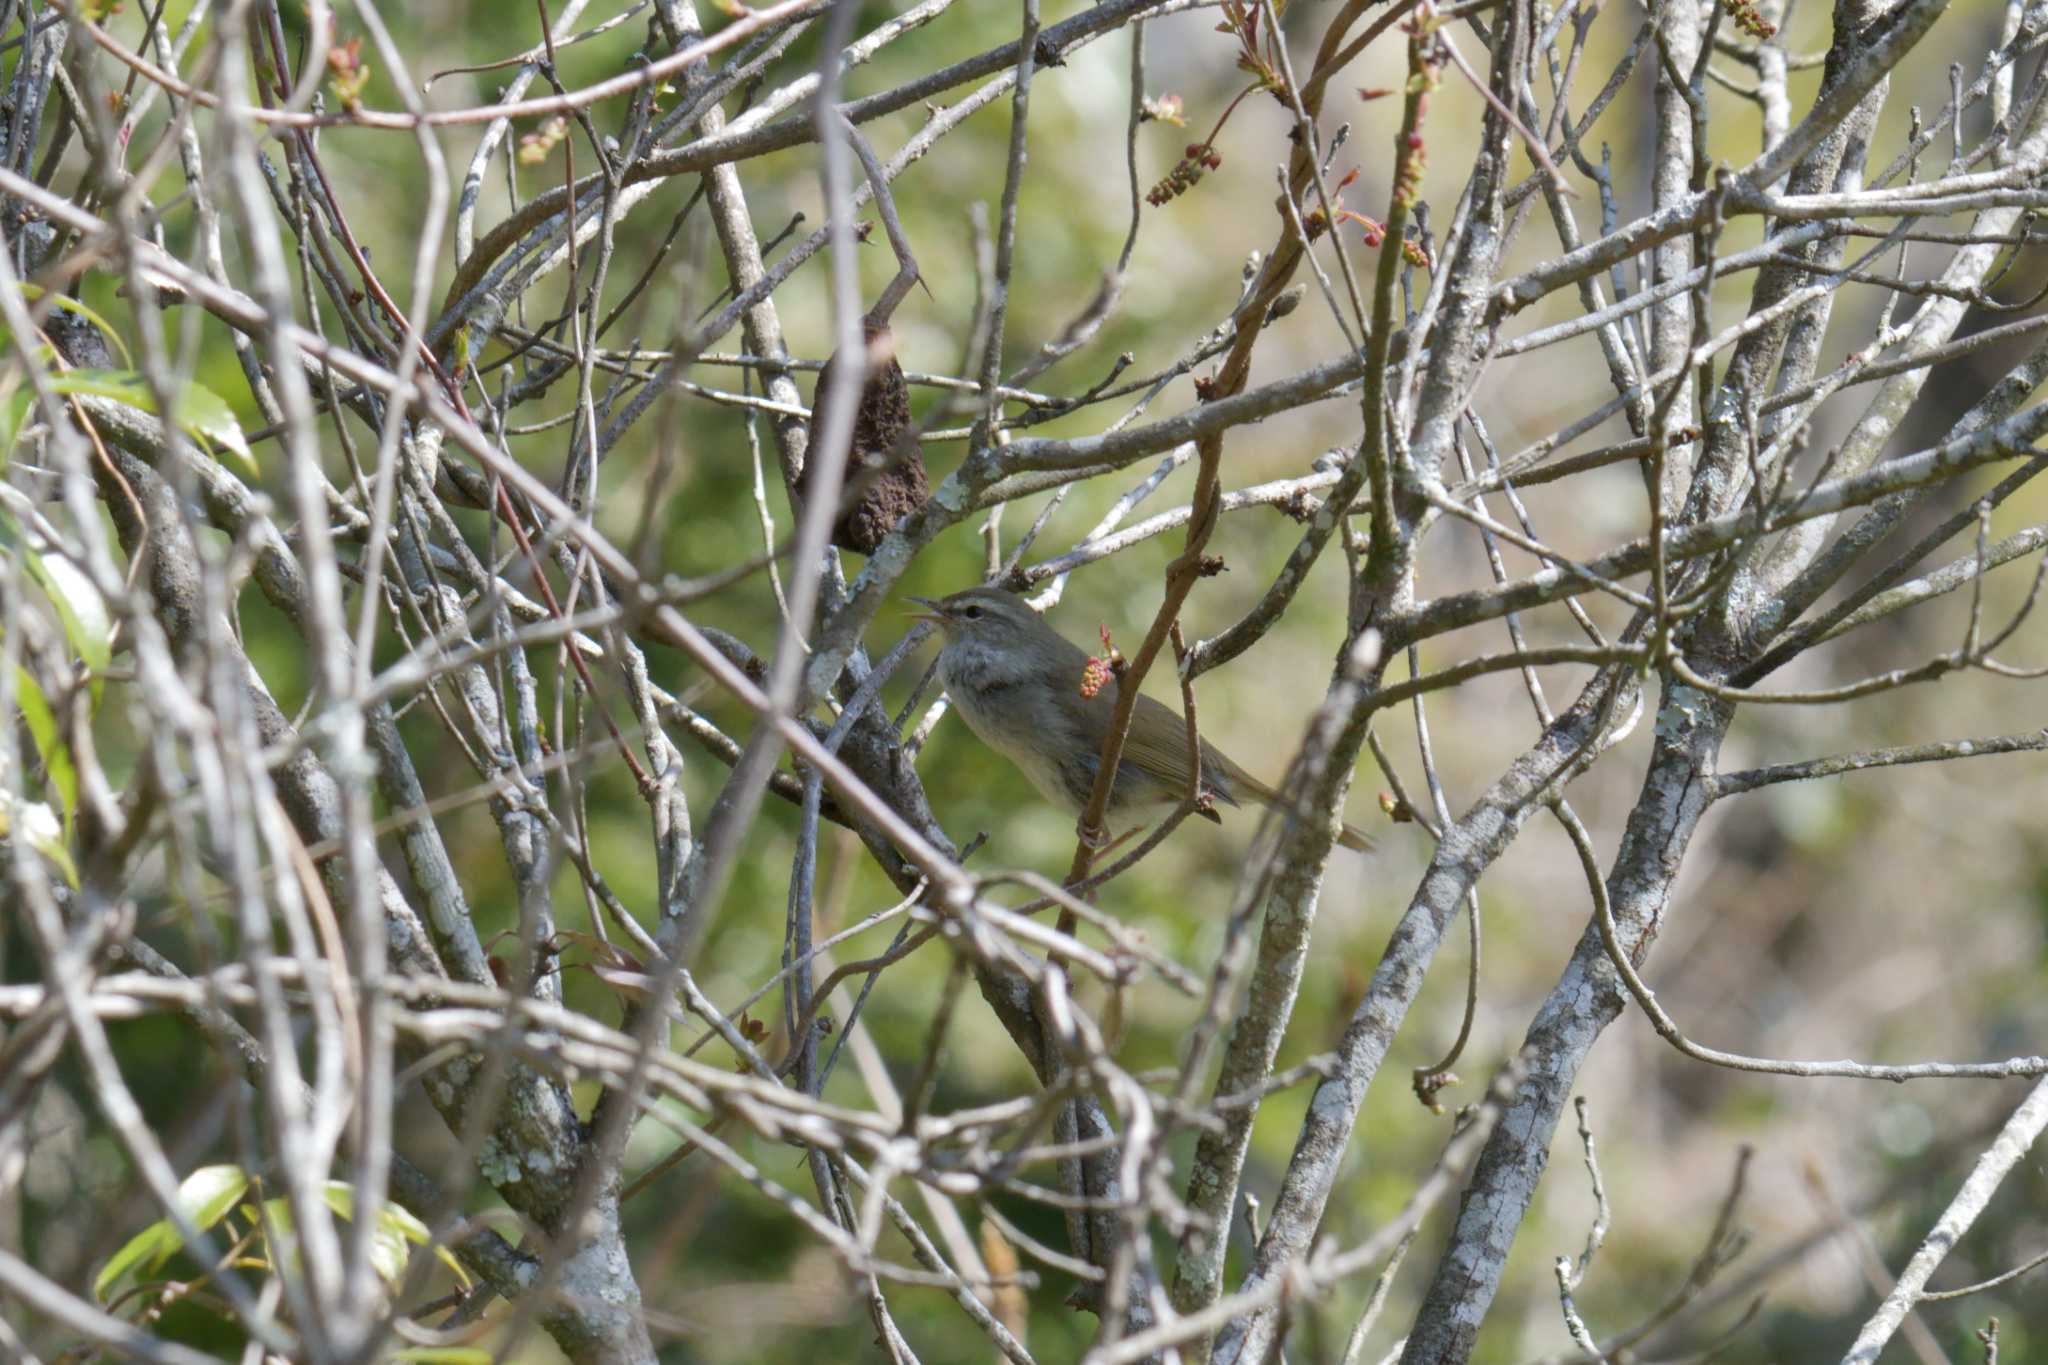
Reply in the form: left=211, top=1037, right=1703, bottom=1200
left=6, top=0, right=2046, bottom=1360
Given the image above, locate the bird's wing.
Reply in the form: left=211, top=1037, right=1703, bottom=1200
left=1201, top=743, right=1376, bottom=853
left=1113, top=692, right=1242, bottom=805
left=1086, top=682, right=1375, bottom=850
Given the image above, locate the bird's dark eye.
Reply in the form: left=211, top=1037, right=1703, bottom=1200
left=962, top=605, right=983, bottom=620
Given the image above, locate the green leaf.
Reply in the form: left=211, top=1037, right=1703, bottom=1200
left=94, top=1220, right=181, bottom=1301
left=375, top=1197, right=432, bottom=1246
left=256, top=1182, right=437, bottom=1288
left=25, top=810, right=79, bottom=887
left=95, top=1169, right=463, bottom=1301
left=433, top=1240, right=472, bottom=1288
left=30, top=549, right=112, bottom=703
left=0, top=387, right=34, bottom=457
left=179, top=1164, right=255, bottom=1231
left=0, top=369, right=253, bottom=473
left=94, top=1165, right=252, bottom=1299
left=380, top=1198, right=469, bottom=1287
left=13, top=665, right=76, bottom=829
left=15, top=284, right=132, bottom=367
left=0, top=793, right=78, bottom=888
left=257, top=1195, right=300, bottom=1275
left=317, top=1181, right=434, bottom=1286
left=166, top=379, right=255, bottom=472
left=317, top=1179, right=359, bottom=1221
left=366, top=1220, right=412, bottom=1286
left=0, top=509, right=114, bottom=708
left=318, top=1187, right=405, bottom=1284
left=262, top=1196, right=393, bottom=1283
left=33, top=368, right=154, bottom=408
left=391, top=1351, right=493, bottom=1364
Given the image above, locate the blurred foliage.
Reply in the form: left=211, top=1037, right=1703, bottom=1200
left=4, top=0, right=2046, bottom=1360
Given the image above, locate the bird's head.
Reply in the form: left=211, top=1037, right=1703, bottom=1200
left=908, top=586, right=1050, bottom=651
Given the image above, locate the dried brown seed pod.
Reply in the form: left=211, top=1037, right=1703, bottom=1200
left=798, top=321, right=928, bottom=556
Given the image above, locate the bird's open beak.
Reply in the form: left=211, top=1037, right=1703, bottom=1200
left=906, top=595, right=947, bottom=627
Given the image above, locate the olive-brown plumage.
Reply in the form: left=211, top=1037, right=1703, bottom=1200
left=912, top=586, right=1373, bottom=852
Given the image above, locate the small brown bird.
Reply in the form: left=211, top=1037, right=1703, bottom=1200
left=911, top=586, right=1373, bottom=852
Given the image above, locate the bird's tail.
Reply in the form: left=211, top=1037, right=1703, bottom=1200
left=1224, top=766, right=1375, bottom=853
left=1333, top=819, right=1376, bottom=854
